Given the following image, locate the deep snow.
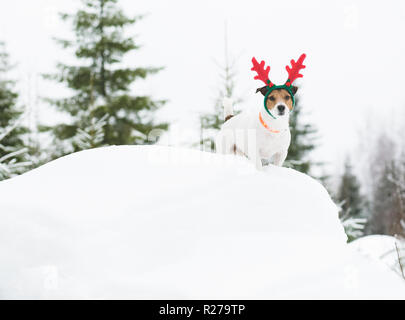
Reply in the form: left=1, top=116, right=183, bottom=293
left=0, top=145, right=404, bottom=299
left=350, top=235, right=405, bottom=279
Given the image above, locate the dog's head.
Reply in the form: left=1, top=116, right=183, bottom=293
left=256, top=86, right=297, bottom=117
left=251, top=54, right=306, bottom=120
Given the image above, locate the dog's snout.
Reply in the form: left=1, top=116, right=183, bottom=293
left=277, top=105, right=285, bottom=112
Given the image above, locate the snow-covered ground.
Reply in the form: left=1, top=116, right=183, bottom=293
left=0, top=146, right=404, bottom=299
left=350, top=235, right=405, bottom=279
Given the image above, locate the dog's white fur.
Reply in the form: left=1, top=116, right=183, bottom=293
left=215, top=97, right=291, bottom=170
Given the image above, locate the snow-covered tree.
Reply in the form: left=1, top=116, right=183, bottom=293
left=337, top=159, right=364, bottom=216
left=73, top=114, right=108, bottom=150
left=335, top=158, right=366, bottom=241
left=0, top=120, right=31, bottom=180
left=42, top=0, right=168, bottom=158
left=367, top=159, right=405, bottom=237
left=340, top=214, right=367, bottom=242
left=401, top=219, right=405, bottom=236
left=386, top=158, right=405, bottom=237
left=284, top=94, right=320, bottom=175
left=0, top=41, right=31, bottom=180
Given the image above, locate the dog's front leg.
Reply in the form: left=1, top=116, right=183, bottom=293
left=273, top=151, right=288, bottom=167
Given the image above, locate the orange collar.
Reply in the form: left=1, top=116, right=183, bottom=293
left=259, top=112, right=280, bottom=133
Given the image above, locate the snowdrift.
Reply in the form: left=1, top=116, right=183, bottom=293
left=350, top=235, right=405, bottom=279
left=0, top=145, right=404, bottom=299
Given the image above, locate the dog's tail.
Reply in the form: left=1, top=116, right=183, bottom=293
left=223, top=97, right=234, bottom=122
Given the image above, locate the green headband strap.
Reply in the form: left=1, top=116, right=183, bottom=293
left=263, top=83, right=296, bottom=119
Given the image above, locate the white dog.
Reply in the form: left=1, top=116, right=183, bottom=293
left=215, top=54, right=306, bottom=170
left=215, top=89, right=295, bottom=170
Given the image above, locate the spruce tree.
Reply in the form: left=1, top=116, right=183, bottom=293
left=369, top=160, right=405, bottom=237
left=73, top=114, right=108, bottom=150
left=336, top=158, right=366, bottom=241
left=369, top=162, right=397, bottom=234
left=388, top=159, right=405, bottom=237
left=43, top=0, right=168, bottom=157
left=337, top=158, right=364, bottom=218
left=284, top=94, right=318, bottom=175
left=0, top=42, right=31, bottom=180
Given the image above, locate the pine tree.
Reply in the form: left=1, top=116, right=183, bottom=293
left=199, top=23, right=241, bottom=151
left=337, top=158, right=364, bottom=218
left=369, top=159, right=405, bottom=237
left=388, top=159, right=405, bottom=237
left=73, top=113, right=108, bottom=150
left=0, top=122, right=31, bottom=180
left=43, top=0, right=168, bottom=157
left=362, top=132, right=405, bottom=237
left=284, top=94, right=319, bottom=175
left=0, top=42, right=31, bottom=180
left=369, top=162, right=397, bottom=235
left=336, top=158, right=366, bottom=241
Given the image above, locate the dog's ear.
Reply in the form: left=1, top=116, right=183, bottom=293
left=256, top=86, right=269, bottom=96
left=291, top=86, right=298, bottom=95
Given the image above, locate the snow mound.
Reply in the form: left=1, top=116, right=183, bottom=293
left=350, top=235, right=405, bottom=278
left=0, top=146, right=404, bottom=299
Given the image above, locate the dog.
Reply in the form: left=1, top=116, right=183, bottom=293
left=215, top=87, right=297, bottom=170
left=215, top=54, right=306, bottom=170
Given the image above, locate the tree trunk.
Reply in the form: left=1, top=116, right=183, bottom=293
left=99, top=0, right=107, bottom=97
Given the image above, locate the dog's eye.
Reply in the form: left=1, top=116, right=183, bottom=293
left=269, top=96, right=275, bottom=101
left=285, top=95, right=290, bottom=100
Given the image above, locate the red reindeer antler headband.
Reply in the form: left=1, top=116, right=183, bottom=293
left=251, top=53, right=306, bottom=118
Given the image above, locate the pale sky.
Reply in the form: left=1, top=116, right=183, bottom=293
left=1, top=0, right=405, bottom=179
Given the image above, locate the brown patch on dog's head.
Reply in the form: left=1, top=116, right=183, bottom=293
left=265, top=88, right=295, bottom=111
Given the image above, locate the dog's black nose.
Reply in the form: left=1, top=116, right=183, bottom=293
left=277, top=105, right=285, bottom=112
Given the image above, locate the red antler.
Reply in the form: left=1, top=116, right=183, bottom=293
left=285, top=53, right=306, bottom=85
left=251, top=57, right=271, bottom=85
